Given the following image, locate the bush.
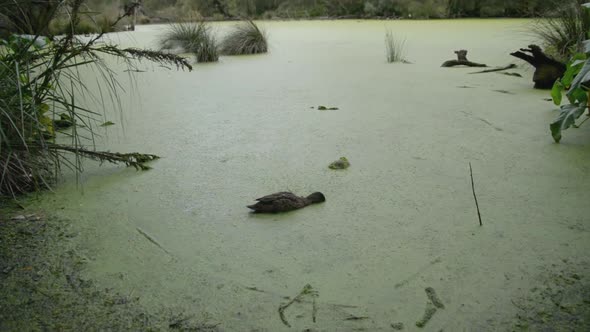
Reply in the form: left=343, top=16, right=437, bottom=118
left=220, top=20, right=267, bottom=55
left=159, top=19, right=219, bottom=63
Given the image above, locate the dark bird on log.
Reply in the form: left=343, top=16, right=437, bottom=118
left=247, top=192, right=325, bottom=213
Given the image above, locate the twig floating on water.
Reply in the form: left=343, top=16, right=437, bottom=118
left=244, top=286, right=266, bottom=293
left=469, top=63, right=517, bottom=74
left=344, top=315, right=370, bottom=321
left=492, top=89, right=516, bottom=95
left=501, top=72, right=522, bottom=77
left=469, top=162, right=483, bottom=226
left=136, top=227, right=173, bottom=256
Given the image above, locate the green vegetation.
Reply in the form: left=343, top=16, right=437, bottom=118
left=549, top=2, right=590, bottom=143
left=385, top=30, right=407, bottom=63
left=220, top=20, right=267, bottom=55
left=160, top=18, right=219, bottom=62
left=77, top=0, right=559, bottom=21
left=531, top=0, right=590, bottom=62
left=0, top=1, right=192, bottom=197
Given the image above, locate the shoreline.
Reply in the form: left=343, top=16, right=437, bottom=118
left=1, top=203, right=588, bottom=330
left=0, top=205, right=218, bottom=331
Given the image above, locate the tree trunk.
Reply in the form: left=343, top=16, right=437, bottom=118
left=510, top=45, right=566, bottom=89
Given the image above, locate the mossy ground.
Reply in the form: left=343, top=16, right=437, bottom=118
left=511, top=263, right=590, bottom=331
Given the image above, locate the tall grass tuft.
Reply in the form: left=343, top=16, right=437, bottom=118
left=531, top=0, right=590, bottom=61
left=385, top=30, right=407, bottom=63
left=220, top=20, right=268, bottom=55
left=159, top=19, right=219, bottom=63
left=0, top=0, right=192, bottom=198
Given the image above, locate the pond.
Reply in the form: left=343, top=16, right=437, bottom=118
left=40, top=19, right=590, bottom=330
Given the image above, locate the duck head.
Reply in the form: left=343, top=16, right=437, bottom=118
left=307, top=192, right=326, bottom=204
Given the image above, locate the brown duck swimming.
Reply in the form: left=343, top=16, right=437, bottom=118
left=247, top=192, right=326, bottom=213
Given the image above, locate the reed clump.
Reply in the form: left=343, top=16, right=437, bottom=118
left=160, top=18, right=219, bottom=63
left=220, top=20, right=268, bottom=55
left=385, top=30, right=407, bottom=63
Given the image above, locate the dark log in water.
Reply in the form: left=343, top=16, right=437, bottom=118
left=441, top=50, right=487, bottom=67
left=510, top=45, right=565, bottom=89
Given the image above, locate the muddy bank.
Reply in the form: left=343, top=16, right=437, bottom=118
left=0, top=206, right=218, bottom=331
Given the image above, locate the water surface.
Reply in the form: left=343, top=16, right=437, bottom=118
left=41, top=19, right=590, bottom=330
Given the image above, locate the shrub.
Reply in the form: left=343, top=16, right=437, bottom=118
left=220, top=20, right=267, bottom=55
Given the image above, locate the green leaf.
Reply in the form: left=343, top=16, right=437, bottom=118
left=568, top=59, right=590, bottom=95
left=551, top=80, right=563, bottom=106
left=550, top=104, right=587, bottom=143
left=569, top=87, right=588, bottom=104
left=562, top=55, right=587, bottom=87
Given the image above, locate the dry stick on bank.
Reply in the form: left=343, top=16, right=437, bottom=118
left=469, top=162, right=483, bottom=226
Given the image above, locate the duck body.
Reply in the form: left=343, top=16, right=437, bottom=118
left=247, top=192, right=325, bottom=213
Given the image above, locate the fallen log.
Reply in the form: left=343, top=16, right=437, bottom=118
left=441, top=50, right=487, bottom=67
left=510, top=45, right=565, bottom=89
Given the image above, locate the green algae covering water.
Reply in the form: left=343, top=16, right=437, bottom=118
left=38, top=19, right=590, bottom=330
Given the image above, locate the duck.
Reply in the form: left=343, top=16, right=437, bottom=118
left=247, top=192, right=326, bottom=213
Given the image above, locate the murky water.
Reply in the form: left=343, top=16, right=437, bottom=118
left=40, top=20, right=590, bottom=330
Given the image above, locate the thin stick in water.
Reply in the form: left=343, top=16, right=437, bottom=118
left=136, top=227, right=173, bottom=256
left=469, top=162, right=483, bottom=226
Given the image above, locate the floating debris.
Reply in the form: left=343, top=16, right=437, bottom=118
left=425, top=287, right=445, bottom=309
left=329, top=157, right=350, bottom=170
left=278, top=284, right=318, bottom=327
left=318, top=105, right=339, bottom=110
left=502, top=72, right=522, bottom=77
left=415, top=302, right=437, bottom=328
left=391, top=322, right=404, bottom=330
left=344, top=315, right=369, bottom=321
left=492, top=89, right=515, bottom=95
